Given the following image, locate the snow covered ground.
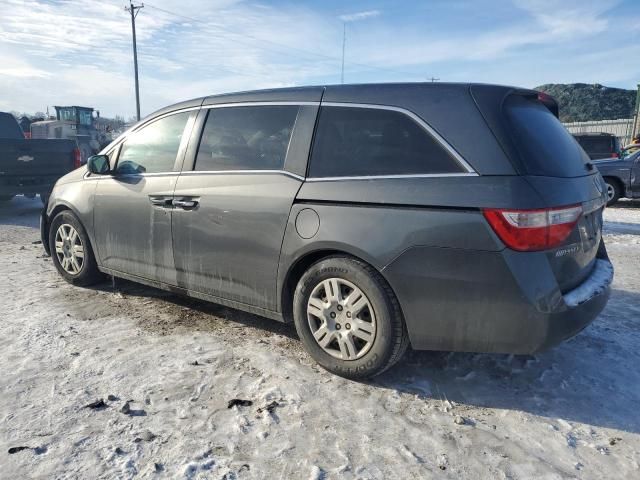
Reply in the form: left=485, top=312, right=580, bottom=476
left=1, top=196, right=639, bottom=479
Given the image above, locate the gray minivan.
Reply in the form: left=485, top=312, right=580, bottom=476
left=41, top=83, right=613, bottom=378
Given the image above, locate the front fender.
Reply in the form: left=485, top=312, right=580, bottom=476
left=44, top=178, right=99, bottom=264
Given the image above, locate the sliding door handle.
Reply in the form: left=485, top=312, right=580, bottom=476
left=148, top=195, right=173, bottom=207
left=173, top=199, right=199, bottom=209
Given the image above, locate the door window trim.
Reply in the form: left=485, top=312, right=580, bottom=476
left=184, top=103, right=310, bottom=177
left=179, top=169, right=304, bottom=180
left=107, top=109, right=197, bottom=176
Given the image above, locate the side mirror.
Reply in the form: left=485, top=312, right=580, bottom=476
left=87, top=154, right=110, bottom=175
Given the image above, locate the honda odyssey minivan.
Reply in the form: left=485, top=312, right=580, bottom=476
left=41, top=83, right=613, bottom=378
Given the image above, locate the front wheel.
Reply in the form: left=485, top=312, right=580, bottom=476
left=49, top=210, right=102, bottom=286
left=293, top=256, right=409, bottom=379
left=604, top=178, right=621, bottom=206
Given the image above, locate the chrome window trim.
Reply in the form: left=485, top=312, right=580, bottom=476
left=305, top=172, right=478, bottom=182
left=180, top=169, right=304, bottom=181
left=84, top=171, right=180, bottom=180
left=202, top=101, right=319, bottom=109
left=319, top=102, right=478, bottom=175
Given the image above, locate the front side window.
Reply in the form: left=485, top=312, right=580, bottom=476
left=308, top=106, right=463, bottom=178
left=79, top=110, right=93, bottom=126
left=194, top=105, right=299, bottom=171
left=116, top=112, right=190, bottom=174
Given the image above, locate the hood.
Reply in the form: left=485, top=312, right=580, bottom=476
left=55, top=166, right=88, bottom=186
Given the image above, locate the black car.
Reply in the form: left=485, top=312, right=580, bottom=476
left=41, top=83, right=613, bottom=378
left=0, top=112, right=80, bottom=204
left=573, top=132, right=622, bottom=160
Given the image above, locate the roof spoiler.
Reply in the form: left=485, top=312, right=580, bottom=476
left=508, top=89, right=560, bottom=118
left=535, top=91, right=559, bottom=118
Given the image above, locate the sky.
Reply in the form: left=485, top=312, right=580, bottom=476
left=0, top=0, right=639, bottom=119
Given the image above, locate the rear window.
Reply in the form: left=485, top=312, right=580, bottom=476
left=308, top=106, right=463, bottom=178
left=505, top=95, right=590, bottom=177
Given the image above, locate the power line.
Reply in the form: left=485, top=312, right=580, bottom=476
left=125, top=1, right=144, bottom=121
left=143, top=2, right=420, bottom=79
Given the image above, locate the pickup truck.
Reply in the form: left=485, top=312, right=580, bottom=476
left=594, top=150, right=640, bottom=205
left=0, top=112, right=80, bottom=205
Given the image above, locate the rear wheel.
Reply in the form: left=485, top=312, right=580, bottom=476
left=603, top=177, right=621, bottom=206
left=293, top=256, right=409, bottom=379
left=49, top=211, right=102, bottom=286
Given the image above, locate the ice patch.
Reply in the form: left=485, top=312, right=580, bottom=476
left=563, top=259, right=614, bottom=307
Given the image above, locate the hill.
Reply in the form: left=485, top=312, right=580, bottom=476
left=535, top=83, right=636, bottom=122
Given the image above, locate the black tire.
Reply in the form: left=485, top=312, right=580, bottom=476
left=49, top=210, right=102, bottom=286
left=604, top=177, right=621, bottom=206
left=293, top=256, right=409, bottom=379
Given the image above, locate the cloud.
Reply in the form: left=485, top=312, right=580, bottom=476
left=0, top=0, right=637, bottom=117
left=339, top=10, right=381, bottom=22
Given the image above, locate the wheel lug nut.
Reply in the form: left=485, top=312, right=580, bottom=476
left=345, top=323, right=351, bottom=330
left=337, top=305, right=343, bottom=311
left=346, top=312, right=351, bottom=318
left=336, top=323, right=341, bottom=330
left=330, top=312, right=336, bottom=319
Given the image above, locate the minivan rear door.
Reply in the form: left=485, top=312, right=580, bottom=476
left=473, top=87, right=608, bottom=291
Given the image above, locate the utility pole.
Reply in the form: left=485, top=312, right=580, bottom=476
left=341, top=22, right=346, bottom=84
left=633, top=82, right=640, bottom=139
left=125, top=1, right=144, bottom=121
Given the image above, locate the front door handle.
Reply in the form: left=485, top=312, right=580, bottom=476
left=173, top=199, right=199, bottom=209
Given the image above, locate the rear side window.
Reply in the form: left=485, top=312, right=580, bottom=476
left=308, top=106, right=463, bottom=178
left=194, top=105, right=299, bottom=171
left=505, top=96, right=589, bottom=177
left=116, top=112, right=190, bottom=174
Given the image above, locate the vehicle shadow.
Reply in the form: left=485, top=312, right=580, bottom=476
left=94, top=276, right=640, bottom=435
left=612, top=199, right=640, bottom=209
left=372, top=287, right=640, bottom=435
left=91, top=277, right=299, bottom=341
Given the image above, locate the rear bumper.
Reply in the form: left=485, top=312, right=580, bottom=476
left=382, top=246, right=613, bottom=354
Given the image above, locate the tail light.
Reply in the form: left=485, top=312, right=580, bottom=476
left=73, top=148, right=81, bottom=169
left=483, top=204, right=583, bottom=252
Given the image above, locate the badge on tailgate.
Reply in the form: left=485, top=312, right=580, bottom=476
left=17, top=155, right=34, bottom=162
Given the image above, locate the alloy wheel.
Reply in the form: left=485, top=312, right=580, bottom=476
left=54, top=224, right=84, bottom=275
left=306, top=277, right=377, bottom=360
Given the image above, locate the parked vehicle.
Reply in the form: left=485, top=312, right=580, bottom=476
left=30, top=106, right=112, bottom=163
left=572, top=132, right=622, bottom=160
left=594, top=150, right=640, bottom=205
left=0, top=112, right=80, bottom=205
left=41, top=84, right=613, bottom=378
